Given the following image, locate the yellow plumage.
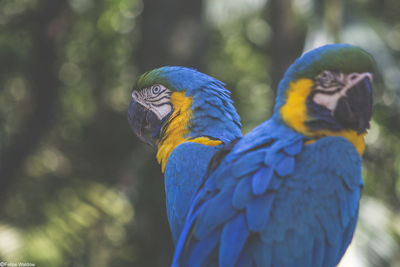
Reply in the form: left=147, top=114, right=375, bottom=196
left=156, top=92, right=222, bottom=172
left=280, top=79, right=365, bottom=155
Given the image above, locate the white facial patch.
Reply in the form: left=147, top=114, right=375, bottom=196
left=151, top=103, right=172, bottom=120
left=312, top=72, right=372, bottom=112
left=313, top=92, right=343, bottom=111
left=132, top=84, right=173, bottom=120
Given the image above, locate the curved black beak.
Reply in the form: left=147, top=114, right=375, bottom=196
left=128, top=97, right=161, bottom=146
left=334, top=76, right=373, bottom=134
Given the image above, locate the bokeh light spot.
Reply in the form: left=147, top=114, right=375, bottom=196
left=59, top=62, right=82, bottom=85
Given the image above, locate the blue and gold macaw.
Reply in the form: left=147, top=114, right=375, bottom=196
left=128, top=67, right=242, bottom=243
left=172, top=44, right=375, bottom=267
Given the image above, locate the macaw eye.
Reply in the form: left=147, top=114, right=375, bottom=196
left=152, top=85, right=161, bottom=94
left=318, top=71, right=334, bottom=82
left=314, top=70, right=341, bottom=91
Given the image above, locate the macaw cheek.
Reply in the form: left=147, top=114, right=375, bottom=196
left=313, top=93, right=341, bottom=112
left=128, top=98, right=160, bottom=146
left=333, top=77, right=373, bottom=134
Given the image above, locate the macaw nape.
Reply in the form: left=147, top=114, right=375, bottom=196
left=171, top=44, right=375, bottom=267
left=128, top=66, right=242, bottom=243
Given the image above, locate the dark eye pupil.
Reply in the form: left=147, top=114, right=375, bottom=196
left=153, top=86, right=159, bottom=93
left=319, top=71, right=333, bottom=82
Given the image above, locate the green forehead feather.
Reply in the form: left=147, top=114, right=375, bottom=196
left=133, top=66, right=227, bottom=95
left=292, top=45, right=376, bottom=80
left=134, top=68, right=172, bottom=90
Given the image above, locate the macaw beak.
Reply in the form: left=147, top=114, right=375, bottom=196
left=128, top=97, right=161, bottom=146
left=333, top=75, right=373, bottom=134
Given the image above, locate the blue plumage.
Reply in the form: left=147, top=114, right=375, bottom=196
left=252, top=167, right=273, bottom=195
left=156, top=67, right=241, bottom=142
left=173, top=124, right=362, bottom=266
left=172, top=44, right=374, bottom=266
left=165, top=142, right=221, bottom=242
left=160, top=68, right=242, bottom=242
left=232, top=177, right=253, bottom=209
left=246, top=194, right=274, bottom=231
left=219, top=213, right=249, bottom=267
left=131, top=66, right=242, bottom=244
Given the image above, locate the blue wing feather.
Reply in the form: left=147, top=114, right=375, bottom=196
left=186, top=229, right=221, bottom=267
left=252, top=239, right=272, bottom=266
left=204, top=175, right=217, bottom=191
left=275, top=154, right=295, bottom=176
left=219, top=213, right=249, bottom=267
left=194, top=186, right=236, bottom=238
left=283, top=139, right=303, bottom=155
left=173, top=119, right=363, bottom=267
left=272, top=239, right=292, bottom=266
left=235, top=241, right=254, bottom=267
left=311, top=238, right=325, bottom=267
left=337, top=209, right=359, bottom=263
left=232, top=177, right=253, bottom=209
left=336, top=186, right=350, bottom=227
left=173, top=197, right=211, bottom=267
left=246, top=194, right=274, bottom=231
left=252, top=167, right=273, bottom=195
left=314, top=195, right=342, bottom=245
left=348, top=188, right=361, bottom=217
left=286, top=229, right=304, bottom=258
left=231, top=150, right=265, bottom=178
left=267, top=175, right=284, bottom=191
left=322, top=234, right=343, bottom=267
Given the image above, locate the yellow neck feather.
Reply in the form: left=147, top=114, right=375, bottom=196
left=156, top=92, right=222, bottom=172
left=280, top=78, right=366, bottom=155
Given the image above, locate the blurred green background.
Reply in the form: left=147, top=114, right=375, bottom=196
left=0, top=0, right=399, bottom=266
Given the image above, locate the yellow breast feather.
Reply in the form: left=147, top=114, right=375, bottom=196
left=156, top=92, right=222, bottom=172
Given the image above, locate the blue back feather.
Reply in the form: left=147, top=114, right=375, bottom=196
left=173, top=119, right=363, bottom=266
left=165, top=142, right=222, bottom=243
left=172, top=45, right=368, bottom=266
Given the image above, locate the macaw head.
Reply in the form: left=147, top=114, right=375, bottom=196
left=128, top=66, right=241, bottom=171
left=275, top=44, right=375, bottom=154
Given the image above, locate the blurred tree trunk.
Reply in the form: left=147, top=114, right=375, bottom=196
left=314, top=0, right=343, bottom=42
left=0, top=0, right=69, bottom=200
left=323, top=0, right=343, bottom=42
left=133, top=0, right=206, bottom=266
left=267, top=0, right=307, bottom=93
left=137, top=0, right=207, bottom=71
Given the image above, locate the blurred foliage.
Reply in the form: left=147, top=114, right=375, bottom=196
left=0, top=0, right=399, bottom=266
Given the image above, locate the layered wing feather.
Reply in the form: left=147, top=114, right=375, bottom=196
left=173, top=120, right=363, bottom=267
